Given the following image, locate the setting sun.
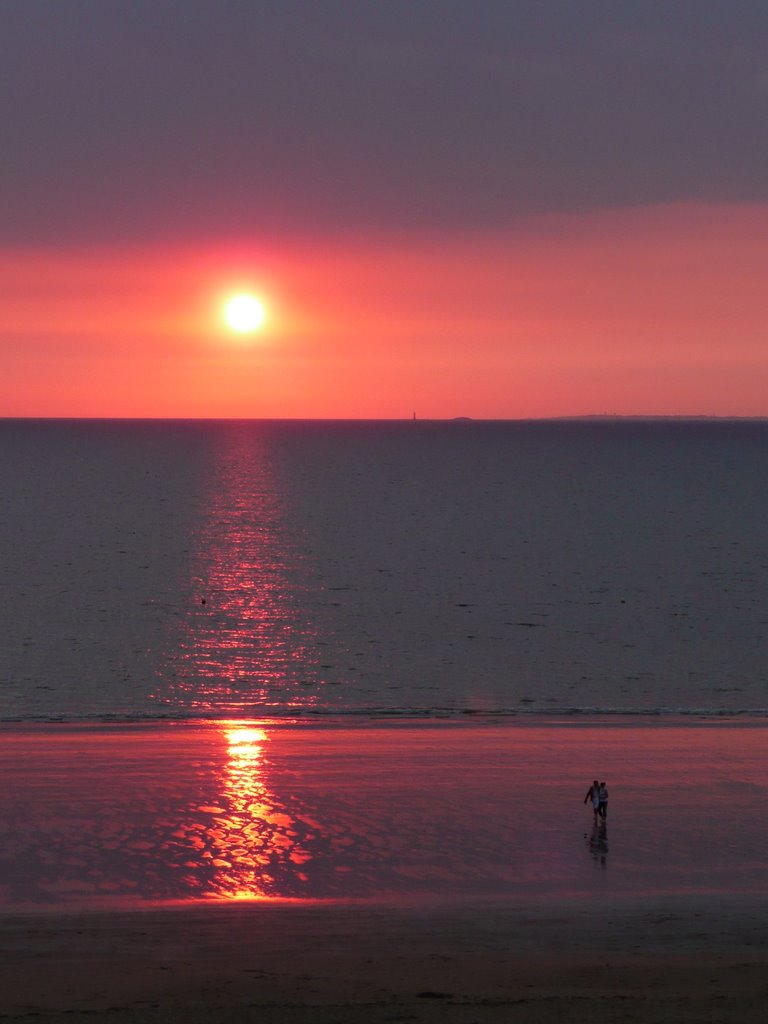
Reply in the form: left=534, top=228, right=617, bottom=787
left=224, top=293, right=266, bottom=333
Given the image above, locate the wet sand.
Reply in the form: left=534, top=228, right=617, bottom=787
left=2, top=897, right=768, bottom=1022
left=2, top=721, right=768, bottom=1020
left=3, top=720, right=768, bottom=906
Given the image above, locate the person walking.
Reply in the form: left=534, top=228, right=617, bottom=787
left=598, top=781, right=609, bottom=820
left=584, top=779, right=600, bottom=822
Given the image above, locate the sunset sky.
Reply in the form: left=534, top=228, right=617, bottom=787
left=3, top=1, right=768, bottom=419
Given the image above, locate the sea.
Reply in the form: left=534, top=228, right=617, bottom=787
left=2, top=417, right=768, bottom=724
left=3, top=418, right=768, bottom=908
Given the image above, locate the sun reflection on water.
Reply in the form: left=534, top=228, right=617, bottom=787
left=155, top=424, right=327, bottom=718
left=195, top=724, right=314, bottom=901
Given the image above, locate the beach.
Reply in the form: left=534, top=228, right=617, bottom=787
left=2, top=721, right=767, bottom=1021
left=3, top=898, right=767, bottom=1022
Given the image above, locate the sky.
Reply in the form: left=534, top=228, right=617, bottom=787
left=2, top=0, right=768, bottom=418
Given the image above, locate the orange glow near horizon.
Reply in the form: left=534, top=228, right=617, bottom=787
left=3, top=201, right=768, bottom=418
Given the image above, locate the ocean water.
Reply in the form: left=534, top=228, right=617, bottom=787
left=2, top=418, right=768, bottom=722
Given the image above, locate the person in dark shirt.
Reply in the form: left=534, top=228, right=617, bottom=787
left=584, top=779, right=600, bottom=822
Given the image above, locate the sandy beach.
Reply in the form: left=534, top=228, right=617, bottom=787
left=2, top=897, right=768, bottom=1023
left=1, top=721, right=767, bottom=1021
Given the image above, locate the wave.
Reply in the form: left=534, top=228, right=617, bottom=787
left=3, top=704, right=768, bottom=726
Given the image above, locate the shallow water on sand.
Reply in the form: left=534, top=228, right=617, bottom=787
left=2, top=721, right=767, bottom=910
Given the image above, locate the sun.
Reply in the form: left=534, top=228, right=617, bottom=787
left=224, top=293, right=266, bottom=333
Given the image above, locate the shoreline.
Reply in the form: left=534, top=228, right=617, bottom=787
left=5, top=710, right=768, bottom=728
left=3, top=720, right=768, bottom=1021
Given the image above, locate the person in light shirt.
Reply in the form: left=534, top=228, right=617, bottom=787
left=583, top=779, right=600, bottom=822
left=598, top=781, right=609, bottom=820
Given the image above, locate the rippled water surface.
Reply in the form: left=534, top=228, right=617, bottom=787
left=3, top=419, right=768, bottom=721
left=2, top=722, right=767, bottom=909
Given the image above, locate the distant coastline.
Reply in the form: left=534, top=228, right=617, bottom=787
left=550, top=413, right=768, bottom=420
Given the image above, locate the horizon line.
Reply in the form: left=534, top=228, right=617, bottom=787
left=3, top=414, right=768, bottom=424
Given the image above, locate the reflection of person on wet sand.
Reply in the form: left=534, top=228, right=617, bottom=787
left=586, top=819, right=609, bottom=866
left=583, top=779, right=600, bottom=822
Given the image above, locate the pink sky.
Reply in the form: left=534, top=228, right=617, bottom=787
left=3, top=201, right=767, bottom=418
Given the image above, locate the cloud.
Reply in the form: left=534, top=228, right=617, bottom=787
left=2, top=2, right=768, bottom=244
